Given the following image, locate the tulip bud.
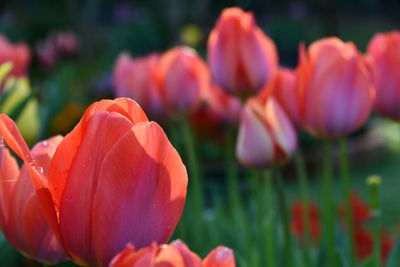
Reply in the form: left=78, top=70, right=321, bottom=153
left=296, top=37, right=375, bottom=139
left=113, top=53, right=163, bottom=117
left=0, top=35, right=30, bottom=88
left=0, top=136, right=66, bottom=264
left=208, top=7, right=278, bottom=97
left=366, top=31, right=400, bottom=121
left=204, top=84, right=242, bottom=126
left=157, top=46, right=209, bottom=115
left=236, top=97, right=297, bottom=169
left=109, top=240, right=235, bottom=267
left=260, top=67, right=300, bottom=126
left=0, top=98, right=188, bottom=266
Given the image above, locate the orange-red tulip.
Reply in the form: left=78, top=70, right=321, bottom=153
left=236, top=97, right=297, bottom=168
left=260, top=67, right=300, bottom=126
left=366, top=31, right=400, bottom=121
left=296, top=37, right=375, bottom=139
left=0, top=136, right=66, bottom=263
left=208, top=7, right=278, bottom=97
left=157, top=46, right=209, bottom=115
left=113, top=53, right=163, bottom=117
left=0, top=34, right=30, bottom=84
left=109, top=240, right=235, bottom=267
left=0, top=98, right=188, bottom=266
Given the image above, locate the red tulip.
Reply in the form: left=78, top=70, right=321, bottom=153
left=109, top=240, right=235, bottom=267
left=208, top=7, right=278, bottom=97
left=354, top=228, right=394, bottom=262
left=260, top=67, right=300, bottom=126
left=339, top=193, right=371, bottom=227
left=290, top=201, right=321, bottom=243
left=366, top=31, right=400, bottom=121
left=113, top=53, right=163, bottom=117
left=0, top=34, right=30, bottom=81
left=296, top=37, right=375, bottom=139
left=236, top=97, right=297, bottom=168
left=0, top=98, right=188, bottom=266
left=157, top=46, right=209, bottom=115
left=0, top=136, right=66, bottom=263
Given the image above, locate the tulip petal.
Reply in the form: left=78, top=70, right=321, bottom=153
left=92, top=121, right=187, bottom=266
left=0, top=146, right=19, bottom=237
left=203, top=246, right=236, bottom=267
left=57, top=110, right=135, bottom=265
left=171, top=240, right=202, bottom=267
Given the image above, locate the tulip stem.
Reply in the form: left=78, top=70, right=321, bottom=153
left=180, top=116, right=204, bottom=248
left=339, top=138, right=355, bottom=265
left=225, top=128, right=240, bottom=213
left=274, top=168, right=293, bottom=267
left=367, top=175, right=382, bottom=267
left=295, top=149, right=313, bottom=266
left=263, top=169, right=276, bottom=267
left=322, top=141, right=336, bottom=267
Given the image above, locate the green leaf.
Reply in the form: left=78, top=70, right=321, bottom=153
left=0, top=62, right=12, bottom=83
left=8, top=91, right=33, bottom=121
left=387, top=239, right=400, bottom=267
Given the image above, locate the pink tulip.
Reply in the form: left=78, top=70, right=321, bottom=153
left=157, top=46, right=209, bottom=115
left=0, top=34, right=30, bottom=81
left=0, top=136, right=66, bottom=263
left=113, top=53, right=163, bottom=117
left=208, top=7, right=278, bottom=97
left=236, top=97, right=297, bottom=168
left=0, top=98, right=188, bottom=266
left=296, top=37, right=375, bottom=139
left=260, top=67, right=300, bottom=126
left=366, top=31, right=400, bottom=121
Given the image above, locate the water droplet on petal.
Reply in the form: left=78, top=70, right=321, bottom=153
left=42, top=141, right=48, bottom=147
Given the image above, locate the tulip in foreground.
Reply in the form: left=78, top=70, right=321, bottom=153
left=113, top=53, right=163, bottom=117
left=208, top=7, right=278, bottom=97
left=109, top=240, right=235, bottom=267
left=0, top=98, right=188, bottom=266
left=366, top=31, right=400, bottom=121
left=0, top=136, right=66, bottom=263
left=157, top=46, right=209, bottom=115
left=236, top=97, right=297, bottom=168
left=296, top=37, right=375, bottom=139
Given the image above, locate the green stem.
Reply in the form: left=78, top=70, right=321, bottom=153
left=263, top=170, right=276, bottom=267
left=339, top=138, right=355, bottom=265
left=180, top=116, right=203, bottom=248
left=322, top=141, right=336, bottom=267
left=274, top=168, right=293, bottom=267
left=367, top=175, right=382, bottom=267
left=225, top=128, right=240, bottom=213
left=295, top=149, right=313, bottom=266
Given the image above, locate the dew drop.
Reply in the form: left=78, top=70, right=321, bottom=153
left=42, top=141, right=49, bottom=147
left=37, top=167, right=44, bottom=174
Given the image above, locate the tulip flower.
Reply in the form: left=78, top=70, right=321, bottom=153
left=236, top=97, right=297, bottom=168
left=0, top=136, right=66, bottom=263
left=109, top=240, right=235, bottom=267
left=296, top=37, right=375, bottom=139
left=157, top=46, right=209, bottom=115
left=354, top=229, right=394, bottom=262
left=260, top=67, right=300, bottom=126
left=366, top=31, right=400, bottom=121
left=113, top=53, right=163, bottom=118
left=208, top=7, right=278, bottom=97
left=0, top=34, right=30, bottom=87
left=290, top=201, right=321, bottom=243
left=0, top=98, right=188, bottom=266
left=339, top=193, right=371, bottom=227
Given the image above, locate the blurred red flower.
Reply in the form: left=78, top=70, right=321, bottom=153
left=290, top=201, right=321, bottom=243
